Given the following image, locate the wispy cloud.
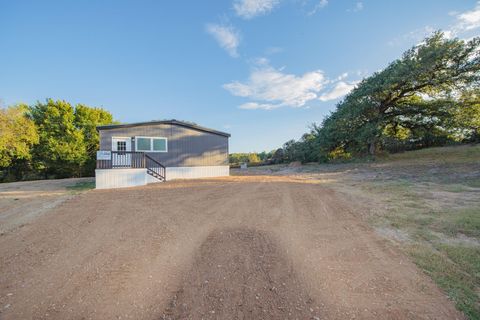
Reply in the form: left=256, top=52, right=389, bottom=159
left=264, top=46, right=284, bottom=55
left=319, top=80, right=358, bottom=101
left=238, top=102, right=280, bottom=110
left=387, top=26, right=435, bottom=47
left=206, top=23, right=241, bottom=57
left=233, top=0, right=280, bottom=19
left=390, top=2, right=480, bottom=46
left=446, top=1, right=480, bottom=37
left=307, top=0, right=328, bottom=16
left=224, top=61, right=326, bottom=109
left=348, top=1, right=363, bottom=12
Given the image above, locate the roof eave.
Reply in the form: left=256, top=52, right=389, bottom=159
left=96, top=120, right=231, bottom=138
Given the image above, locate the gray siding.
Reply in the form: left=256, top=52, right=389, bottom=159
left=99, top=123, right=228, bottom=167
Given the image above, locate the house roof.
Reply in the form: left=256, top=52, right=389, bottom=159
left=96, top=119, right=231, bottom=138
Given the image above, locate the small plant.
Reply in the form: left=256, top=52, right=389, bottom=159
left=66, top=180, right=95, bottom=192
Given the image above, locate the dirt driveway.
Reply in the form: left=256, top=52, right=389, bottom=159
left=0, top=178, right=93, bottom=235
left=0, top=176, right=463, bottom=319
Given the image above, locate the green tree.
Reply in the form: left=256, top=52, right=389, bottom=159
left=229, top=153, right=246, bottom=164
left=29, top=99, right=88, bottom=178
left=271, top=148, right=284, bottom=164
left=247, top=153, right=260, bottom=163
left=74, top=104, right=115, bottom=175
left=0, top=104, right=39, bottom=180
left=451, top=89, right=480, bottom=142
left=299, top=32, right=480, bottom=160
left=258, top=151, right=268, bottom=161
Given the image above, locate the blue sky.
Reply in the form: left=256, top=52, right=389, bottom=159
left=1, top=1, right=479, bottom=152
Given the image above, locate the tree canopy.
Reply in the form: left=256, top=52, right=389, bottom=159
left=282, top=32, right=480, bottom=163
left=29, top=99, right=88, bottom=177
left=0, top=99, right=115, bottom=181
left=0, top=104, right=39, bottom=168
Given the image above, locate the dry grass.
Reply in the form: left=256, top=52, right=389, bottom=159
left=344, top=145, right=480, bottom=319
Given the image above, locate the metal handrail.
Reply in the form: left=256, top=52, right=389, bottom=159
left=145, top=154, right=166, bottom=181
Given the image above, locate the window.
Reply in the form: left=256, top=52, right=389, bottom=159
left=135, top=136, right=168, bottom=152
left=117, top=141, right=126, bottom=152
left=153, top=138, right=167, bottom=152
left=136, top=137, right=151, bottom=151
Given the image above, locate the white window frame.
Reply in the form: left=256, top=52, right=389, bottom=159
left=111, top=137, right=132, bottom=152
left=134, top=136, right=168, bottom=153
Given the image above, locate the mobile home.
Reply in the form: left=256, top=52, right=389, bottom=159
left=95, top=120, right=230, bottom=189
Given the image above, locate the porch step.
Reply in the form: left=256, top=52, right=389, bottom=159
left=146, top=170, right=165, bottom=181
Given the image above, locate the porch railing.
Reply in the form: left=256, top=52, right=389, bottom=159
left=96, top=151, right=165, bottom=181
left=96, top=151, right=146, bottom=169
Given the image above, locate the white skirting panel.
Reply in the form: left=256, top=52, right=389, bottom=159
left=166, top=166, right=229, bottom=181
left=95, top=168, right=148, bottom=189
left=96, top=166, right=229, bottom=189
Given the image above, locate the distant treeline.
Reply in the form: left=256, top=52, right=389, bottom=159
left=0, top=99, right=116, bottom=182
left=229, top=151, right=284, bottom=166
left=273, top=32, right=480, bottom=164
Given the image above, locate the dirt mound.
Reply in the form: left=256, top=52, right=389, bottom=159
left=161, top=228, right=318, bottom=319
left=288, top=161, right=302, bottom=167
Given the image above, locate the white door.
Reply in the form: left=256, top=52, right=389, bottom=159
left=112, top=137, right=132, bottom=167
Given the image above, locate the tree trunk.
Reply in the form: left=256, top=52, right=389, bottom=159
left=368, top=142, right=377, bottom=156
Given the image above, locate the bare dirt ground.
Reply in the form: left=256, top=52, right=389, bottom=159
left=0, top=178, right=94, bottom=235
left=0, top=175, right=463, bottom=319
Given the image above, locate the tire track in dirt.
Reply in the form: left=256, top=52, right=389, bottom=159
left=161, top=228, right=318, bottom=319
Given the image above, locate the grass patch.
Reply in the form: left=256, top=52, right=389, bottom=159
left=465, top=178, right=480, bottom=188
left=415, top=208, right=480, bottom=239
left=443, top=184, right=472, bottom=193
left=440, top=244, right=480, bottom=280
left=375, top=205, right=480, bottom=318
left=66, top=180, right=95, bottom=192
left=385, top=144, right=480, bottom=165
left=385, top=207, right=480, bottom=240
left=367, top=179, right=417, bottom=195
left=444, top=208, right=480, bottom=238
left=408, top=244, right=480, bottom=319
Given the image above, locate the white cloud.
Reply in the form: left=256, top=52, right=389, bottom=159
left=233, top=0, right=280, bottom=19
left=307, top=0, right=328, bottom=16
left=456, top=2, right=480, bottom=31
left=238, top=102, right=280, bottom=110
left=318, top=81, right=358, bottom=101
left=445, top=1, right=480, bottom=37
left=206, top=23, right=240, bottom=57
left=443, top=30, right=455, bottom=39
left=224, top=63, right=327, bottom=109
left=335, top=72, right=349, bottom=81
left=251, top=57, right=270, bottom=66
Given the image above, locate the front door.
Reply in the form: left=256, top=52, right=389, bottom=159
left=112, top=137, right=132, bottom=167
